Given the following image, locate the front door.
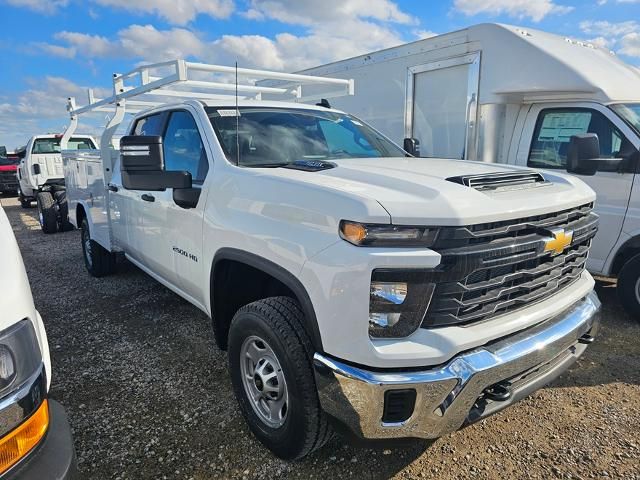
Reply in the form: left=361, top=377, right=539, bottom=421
left=516, top=102, right=638, bottom=273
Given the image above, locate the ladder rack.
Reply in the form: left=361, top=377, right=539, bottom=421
left=66, top=59, right=354, bottom=117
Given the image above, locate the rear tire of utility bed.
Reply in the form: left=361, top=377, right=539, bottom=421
left=80, top=218, right=115, bottom=277
left=228, top=296, right=332, bottom=460
left=618, top=253, right=640, bottom=321
left=36, top=191, right=58, bottom=234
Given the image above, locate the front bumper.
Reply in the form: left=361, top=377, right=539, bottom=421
left=4, top=400, right=77, bottom=480
left=314, top=291, right=601, bottom=440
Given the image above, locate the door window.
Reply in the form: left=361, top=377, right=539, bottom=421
left=133, top=114, right=165, bottom=136
left=528, top=108, right=631, bottom=171
left=163, top=111, right=209, bottom=184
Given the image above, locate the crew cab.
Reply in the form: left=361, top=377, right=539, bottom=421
left=61, top=60, right=601, bottom=459
left=0, top=205, right=76, bottom=478
left=17, top=134, right=96, bottom=233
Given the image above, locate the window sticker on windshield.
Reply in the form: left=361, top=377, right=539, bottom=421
left=537, top=112, right=591, bottom=143
left=217, top=109, right=241, bottom=117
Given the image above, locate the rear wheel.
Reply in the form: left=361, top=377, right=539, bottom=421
left=618, top=253, right=640, bottom=321
left=80, top=218, right=116, bottom=277
left=36, top=191, right=58, bottom=234
left=54, top=190, right=74, bottom=231
left=228, top=297, right=332, bottom=460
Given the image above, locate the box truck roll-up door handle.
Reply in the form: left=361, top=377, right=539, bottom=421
left=141, top=194, right=155, bottom=202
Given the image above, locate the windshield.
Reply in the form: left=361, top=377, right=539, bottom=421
left=0, top=156, right=19, bottom=166
left=31, top=137, right=96, bottom=154
left=207, top=107, right=406, bottom=167
left=611, top=103, right=640, bottom=136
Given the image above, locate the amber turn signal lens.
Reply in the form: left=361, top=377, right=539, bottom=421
left=340, top=221, right=367, bottom=245
left=0, top=399, right=49, bottom=474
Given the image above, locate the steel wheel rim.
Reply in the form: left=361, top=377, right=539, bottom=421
left=37, top=202, right=43, bottom=226
left=240, top=335, right=288, bottom=428
left=635, top=276, right=640, bottom=304
left=82, top=227, right=93, bottom=268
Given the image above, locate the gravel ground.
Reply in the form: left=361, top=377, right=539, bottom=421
left=2, top=194, right=639, bottom=480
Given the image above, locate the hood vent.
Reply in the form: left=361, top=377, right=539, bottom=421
left=446, top=171, right=547, bottom=191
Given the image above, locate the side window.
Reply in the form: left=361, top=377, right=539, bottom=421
left=133, top=114, right=164, bottom=136
left=528, top=108, right=631, bottom=171
left=163, top=111, right=209, bottom=184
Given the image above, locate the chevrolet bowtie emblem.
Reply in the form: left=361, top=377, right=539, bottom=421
left=543, top=228, right=573, bottom=255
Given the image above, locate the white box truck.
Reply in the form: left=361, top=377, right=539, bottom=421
left=61, top=60, right=601, bottom=459
left=297, top=23, right=640, bottom=319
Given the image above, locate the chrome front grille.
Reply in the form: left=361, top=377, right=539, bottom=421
left=422, top=203, right=598, bottom=328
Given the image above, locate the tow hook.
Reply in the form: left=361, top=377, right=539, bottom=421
left=578, top=333, right=595, bottom=344
left=483, top=383, right=512, bottom=402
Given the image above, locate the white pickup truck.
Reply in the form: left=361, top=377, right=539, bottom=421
left=17, top=134, right=96, bottom=233
left=0, top=205, right=76, bottom=478
left=62, top=60, right=601, bottom=459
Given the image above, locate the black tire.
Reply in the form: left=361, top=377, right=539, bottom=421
left=228, top=297, right=332, bottom=460
left=54, top=190, right=74, bottom=231
left=80, top=218, right=116, bottom=277
left=36, top=191, right=58, bottom=234
left=618, top=253, right=640, bottom=321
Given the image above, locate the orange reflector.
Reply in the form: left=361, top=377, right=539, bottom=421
left=341, top=222, right=367, bottom=245
left=0, top=399, right=49, bottom=474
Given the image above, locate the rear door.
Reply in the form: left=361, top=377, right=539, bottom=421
left=516, top=102, right=638, bottom=273
left=405, top=52, right=480, bottom=159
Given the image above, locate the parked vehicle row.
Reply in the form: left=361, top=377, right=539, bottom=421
left=58, top=58, right=602, bottom=459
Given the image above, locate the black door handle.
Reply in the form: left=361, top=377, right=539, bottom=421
left=141, top=194, right=155, bottom=202
left=107, top=184, right=119, bottom=192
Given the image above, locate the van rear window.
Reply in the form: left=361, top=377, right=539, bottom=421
left=31, top=137, right=96, bottom=154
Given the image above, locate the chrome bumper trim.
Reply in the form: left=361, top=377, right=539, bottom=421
left=313, top=291, right=601, bottom=439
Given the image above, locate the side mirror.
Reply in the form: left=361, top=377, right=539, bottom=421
left=403, top=138, right=420, bottom=157
left=567, top=133, right=626, bottom=176
left=0, top=146, right=6, bottom=157
left=32, top=164, right=41, bottom=175
left=120, top=135, right=192, bottom=191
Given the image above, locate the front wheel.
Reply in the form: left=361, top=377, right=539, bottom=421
left=36, top=191, right=58, bottom=234
left=228, top=297, right=332, bottom=460
left=618, top=253, right=640, bottom=322
left=80, top=218, right=116, bottom=277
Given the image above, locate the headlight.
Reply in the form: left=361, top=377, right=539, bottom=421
left=0, top=320, right=41, bottom=398
left=369, top=270, right=435, bottom=338
left=340, top=221, right=439, bottom=247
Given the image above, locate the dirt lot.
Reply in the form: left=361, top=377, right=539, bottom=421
left=1, top=194, right=639, bottom=479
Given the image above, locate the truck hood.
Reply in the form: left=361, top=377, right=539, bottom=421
left=263, top=157, right=596, bottom=225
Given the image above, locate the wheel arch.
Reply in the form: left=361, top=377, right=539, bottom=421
left=210, top=248, right=323, bottom=353
left=610, top=233, right=640, bottom=276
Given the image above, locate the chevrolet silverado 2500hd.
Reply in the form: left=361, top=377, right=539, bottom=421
left=0, top=205, right=76, bottom=478
left=61, top=60, right=601, bottom=459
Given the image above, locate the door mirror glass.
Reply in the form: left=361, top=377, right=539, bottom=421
left=32, top=164, right=41, bottom=175
left=120, top=135, right=192, bottom=190
left=403, top=137, right=421, bottom=157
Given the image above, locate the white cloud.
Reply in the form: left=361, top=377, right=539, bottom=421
left=453, top=0, right=573, bottom=22
left=579, top=20, right=639, bottom=37
left=3, top=0, right=69, bottom=14
left=579, top=20, right=640, bottom=58
left=243, top=0, right=416, bottom=26
left=620, top=32, right=640, bottom=56
left=0, top=77, right=109, bottom=149
left=91, top=0, right=234, bottom=25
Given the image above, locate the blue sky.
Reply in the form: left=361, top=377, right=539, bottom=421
left=1, top=0, right=640, bottom=148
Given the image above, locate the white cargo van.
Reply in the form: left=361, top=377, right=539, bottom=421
left=59, top=60, right=602, bottom=459
left=298, top=23, right=640, bottom=319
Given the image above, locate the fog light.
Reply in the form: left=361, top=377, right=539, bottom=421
left=0, top=399, right=49, bottom=474
left=0, top=347, right=15, bottom=391
left=369, top=312, right=401, bottom=328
